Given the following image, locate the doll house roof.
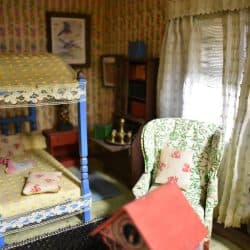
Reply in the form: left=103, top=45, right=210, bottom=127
left=92, top=183, right=207, bottom=250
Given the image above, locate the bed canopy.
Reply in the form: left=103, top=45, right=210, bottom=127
left=0, top=53, right=86, bottom=108
left=0, top=53, right=90, bottom=248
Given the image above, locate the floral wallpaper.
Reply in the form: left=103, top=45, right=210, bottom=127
left=104, top=0, right=168, bottom=58
left=0, top=0, right=113, bottom=131
left=0, top=0, right=168, bottom=132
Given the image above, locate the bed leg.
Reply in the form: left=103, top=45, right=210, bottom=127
left=80, top=162, right=91, bottom=222
left=78, top=76, right=91, bottom=223
left=0, top=234, right=5, bottom=248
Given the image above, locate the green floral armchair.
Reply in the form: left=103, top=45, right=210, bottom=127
left=132, top=118, right=223, bottom=241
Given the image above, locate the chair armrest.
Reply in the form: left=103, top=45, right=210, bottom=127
left=132, top=173, right=151, bottom=199
left=204, top=174, right=218, bottom=239
left=204, top=128, right=223, bottom=238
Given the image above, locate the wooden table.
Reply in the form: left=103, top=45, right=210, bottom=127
left=43, top=128, right=79, bottom=167
left=90, top=137, right=138, bottom=187
left=90, top=138, right=130, bottom=152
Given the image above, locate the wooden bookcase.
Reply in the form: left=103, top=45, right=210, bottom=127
left=92, top=57, right=158, bottom=187
left=115, top=58, right=159, bottom=130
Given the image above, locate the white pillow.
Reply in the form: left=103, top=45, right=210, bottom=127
left=23, top=171, right=62, bottom=195
left=154, top=145, right=193, bottom=191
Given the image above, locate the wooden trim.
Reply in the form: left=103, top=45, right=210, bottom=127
left=213, top=222, right=250, bottom=250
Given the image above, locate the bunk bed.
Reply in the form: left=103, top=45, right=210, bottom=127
left=0, top=53, right=91, bottom=248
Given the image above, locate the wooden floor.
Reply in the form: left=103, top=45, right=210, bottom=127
left=213, top=222, right=250, bottom=250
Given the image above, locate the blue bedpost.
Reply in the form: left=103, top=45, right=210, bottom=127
left=78, top=75, right=91, bottom=222
left=0, top=234, right=4, bottom=248
left=2, top=123, right=8, bottom=135
left=29, top=107, right=37, bottom=131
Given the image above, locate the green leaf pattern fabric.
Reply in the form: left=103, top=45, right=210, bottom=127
left=132, top=118, right=223, bottom=239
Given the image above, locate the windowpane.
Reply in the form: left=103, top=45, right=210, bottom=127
left=182, top=17, right=224, bottom=125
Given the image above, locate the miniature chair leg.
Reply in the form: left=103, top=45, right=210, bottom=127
left=0, top=234, right=5, bottom=248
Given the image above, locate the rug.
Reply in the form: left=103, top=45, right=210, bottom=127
left=5, top=218, right=242, bottom=250
left=5, top=218, right=108, bottom=250
left=68, top=167, right=121, bottom=201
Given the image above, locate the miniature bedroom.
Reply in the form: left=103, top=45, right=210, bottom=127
left=0, top=0, right=249, bottom=250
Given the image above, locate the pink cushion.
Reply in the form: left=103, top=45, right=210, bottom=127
left=5, top=159, right=34, bottom=175
left=23, top=171, right=62, bottom=195
left=0, top=134, right=25, bottom=157
left=154, top=146, right=193, bottom=191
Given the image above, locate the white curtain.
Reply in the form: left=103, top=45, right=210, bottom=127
left=157, top=9, right=250, bottom=226
left=218, top=11, right=250, bottom=225
left=168, top=0, right=250, bottom=20
left=157, top=17, right=193, bottom=117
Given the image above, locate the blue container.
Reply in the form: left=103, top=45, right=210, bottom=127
left=128, top=41, right=146, bottom=59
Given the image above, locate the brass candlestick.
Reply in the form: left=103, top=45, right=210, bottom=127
left=107, top=118, right=132, bottom=145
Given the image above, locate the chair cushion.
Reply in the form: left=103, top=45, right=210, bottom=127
left=23, top=171, right=62, bottom=195
left=154, top=145, right=193, bottom=191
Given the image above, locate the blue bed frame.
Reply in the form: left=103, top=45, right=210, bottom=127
left=0, top=76, right=91, bottom=248
left=0, top=107, right=37, bottom=135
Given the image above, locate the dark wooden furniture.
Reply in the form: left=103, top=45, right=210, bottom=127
left=91, top=58, right=158, bottom=187
left=90, top=126, right=144, bottom=188
left=43, top=128, right=79, bottom=167
left=115, top=58, right=159, bottom=125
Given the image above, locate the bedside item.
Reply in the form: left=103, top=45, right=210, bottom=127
left=43, top=128, right=79, bottom=167
left=93, top=123, right=112, bottom=139
left=105, top=118, right=132, bottom=145
left=5, top=159, right=34, bottom=175
left=23, top=171, right=62, bottom=195
left=57, top=104, right=74, bottom=131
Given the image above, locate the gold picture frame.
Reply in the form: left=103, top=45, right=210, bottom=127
left=101, top=55, right=122, bottom=88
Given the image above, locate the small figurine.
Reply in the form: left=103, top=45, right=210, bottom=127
left=57, top=104, right=74, bottom=131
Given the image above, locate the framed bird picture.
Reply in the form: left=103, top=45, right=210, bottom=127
left=46, top=12, right=90, bottom=67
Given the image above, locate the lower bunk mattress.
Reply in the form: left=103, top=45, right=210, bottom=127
left=0, top=149, right=81, bottom=219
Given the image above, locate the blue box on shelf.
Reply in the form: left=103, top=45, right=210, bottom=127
left=128, top=41, right=146, bottom=59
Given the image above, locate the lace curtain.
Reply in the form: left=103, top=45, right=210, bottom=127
left=168, top=0, right=250, bottom=20
left=157, top=9, right=250, bottom=226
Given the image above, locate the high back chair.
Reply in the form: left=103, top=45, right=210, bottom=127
left=132, top=118, right=223, bottom=248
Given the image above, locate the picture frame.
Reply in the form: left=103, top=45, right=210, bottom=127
left=46, top=12, right=90, bottom=67
left=101, top=55, right=122, bottom=88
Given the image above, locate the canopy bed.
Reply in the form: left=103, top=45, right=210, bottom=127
left=0, top=53, right=91, bottom=248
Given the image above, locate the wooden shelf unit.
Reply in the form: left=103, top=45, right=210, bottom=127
left=115, top=58, right=158, bottom=125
